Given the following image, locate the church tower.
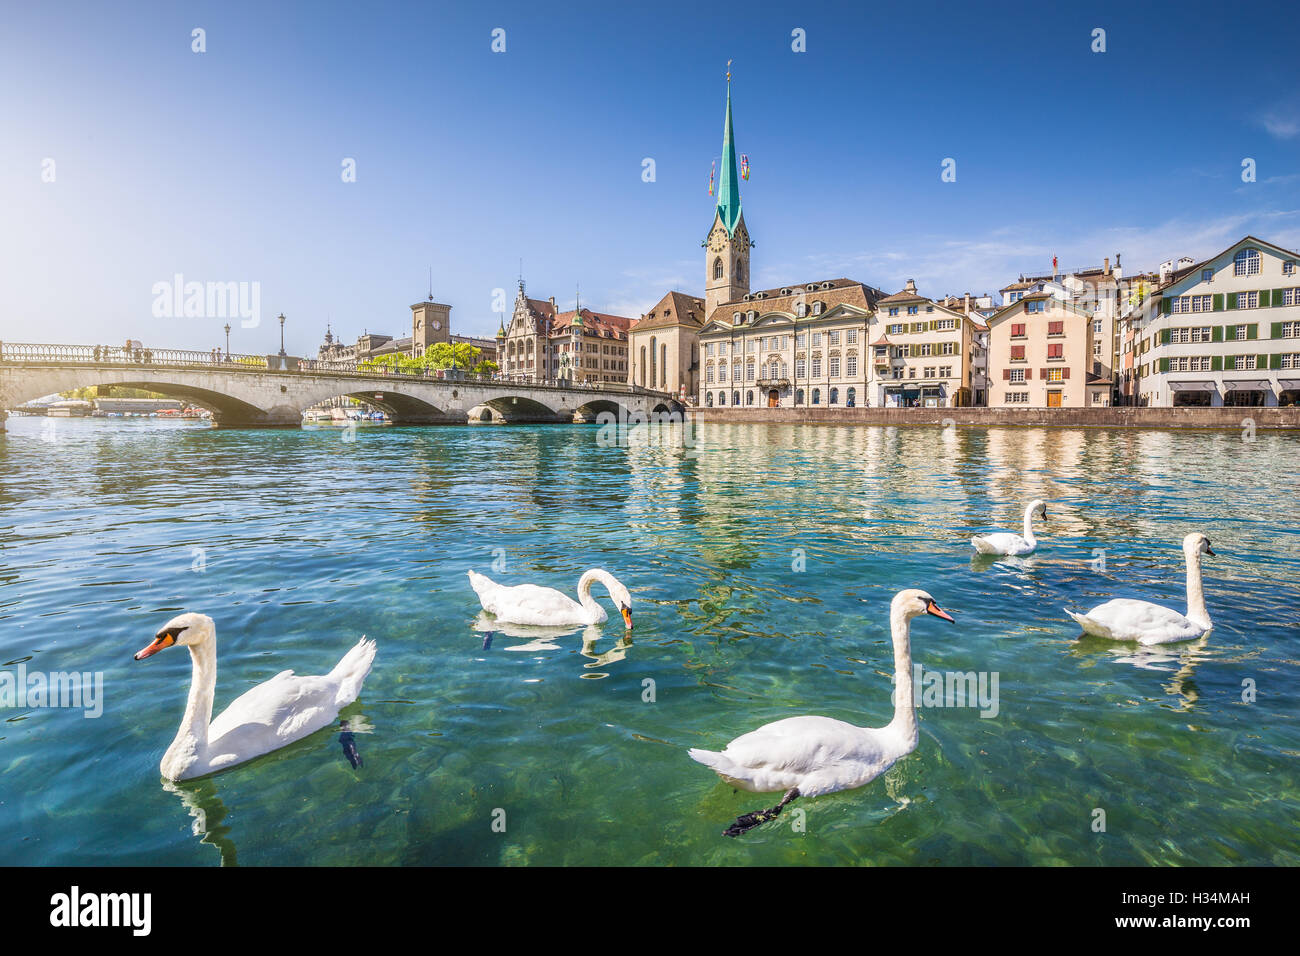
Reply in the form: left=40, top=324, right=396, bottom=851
left=704, top=71, right=751, bottom=318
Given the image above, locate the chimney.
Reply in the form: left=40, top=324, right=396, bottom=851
left=549, top=296, right=556, bottom=314
left=904, top=278, right=917, bottom=294
left=1103, top=257, right=1110, bottom=276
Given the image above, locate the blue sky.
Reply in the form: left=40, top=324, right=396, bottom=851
left=2, top=0, right=1297, bottom=354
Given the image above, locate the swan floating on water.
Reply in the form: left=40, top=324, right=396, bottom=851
left=1065, top=532, right=1215, bottom=645
left=971, top=499, right=1047, bottom=555
left=688, top=589, right=954, bottom=836
left=134, top=612, right=377, bottom=781
left=468, top=568, right=633, bottom=629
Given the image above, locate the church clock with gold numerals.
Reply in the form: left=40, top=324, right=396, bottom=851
left=707, top=226, right=729, bottom=253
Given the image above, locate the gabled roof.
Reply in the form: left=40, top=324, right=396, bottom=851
left=631, top=291, right=706, bottom=333
left=707, top=278, right=886, bottom=326
left=1168, top=234, right=1300, bottom=287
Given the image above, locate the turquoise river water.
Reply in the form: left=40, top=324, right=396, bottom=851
left=0, top=415, right=1297, bottom=865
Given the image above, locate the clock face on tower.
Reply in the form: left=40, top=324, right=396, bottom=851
left=432, top=320, right=442, bottom=330
left=708, top=226, right=727, bottom=253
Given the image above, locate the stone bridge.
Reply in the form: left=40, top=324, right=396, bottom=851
left=0, top=343, right=684, bottom=429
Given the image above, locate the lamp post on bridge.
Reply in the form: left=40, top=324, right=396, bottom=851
left=278, top=313, right=287, bottom=357
left=224, top=323, right=231, bottom=361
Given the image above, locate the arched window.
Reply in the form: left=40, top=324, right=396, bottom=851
left=847, top=387, right=856, bottom=406
left=813, top=301, right=824, bottom=315
left=661, top=344, right=668, bottom=387
left=735, top=260, right=745, bottom=282
left=796, top=301, right=807, bottom=318
left=796, top=388, right=805, bottom=405
left=713, top=257, right=724, bottom=280
left=1234, top=248, right=1260, bottom=276
left=812, top=388, right=821, bottom=405
left=830, top=387, right=839, bottom=405
left=706, top=391, right=714, bottom=407
left=733, top=312, right=742, bottom=324
left=649, top=336, right=657, bottom=387
left=746, top=390, right=754, bottom=406
left=639, top=345, right=646, bottom=386
left=732, top=390, right=740, bottom=406
left=718, top=391, right=727, bottom=406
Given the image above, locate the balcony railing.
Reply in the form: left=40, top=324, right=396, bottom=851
left=756, top=377, right=790, bottom=388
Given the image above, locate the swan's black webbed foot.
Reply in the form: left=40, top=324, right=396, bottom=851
left=723, top=787, right=800, bottom=837
left=339, top=720, right=362, bottom=769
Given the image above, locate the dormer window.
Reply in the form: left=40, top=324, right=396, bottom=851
left=781, top=288, right=791, bottom=296
left=820, top=282, right=832, bottom=290
left=812, top=301, right=824, bottom=315
left=747, top=310, right=757, bottom=321
left=796, top=302, right=807, bottom=317
left=806, top=284, right=816, bottom=292
left=733, top=312, right=742, bottom=324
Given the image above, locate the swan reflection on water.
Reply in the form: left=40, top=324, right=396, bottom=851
left=471, top=613, right=633, bottom=673
left=163, top=778, right=238, bottom=867
left=1070, top=634, right=1212, bottom=711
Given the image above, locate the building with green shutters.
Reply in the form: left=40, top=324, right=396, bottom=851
left=1137, top=236, right=1300, bottom=406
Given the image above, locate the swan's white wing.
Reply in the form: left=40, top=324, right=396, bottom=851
left=692, top=716, right=901, bottom=797
left=206, top=671, right=344, bottom=762
left=971, top=532, right=1030, bottom=555
left=1073, top=598, right=1205, bottom=644
left=484, top=583, right=592, bottom=626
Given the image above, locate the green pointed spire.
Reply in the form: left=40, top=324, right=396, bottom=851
left=717, top=73, right=742, bottom=237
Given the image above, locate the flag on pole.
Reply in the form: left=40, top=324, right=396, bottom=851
left=709, top=160, right=715, bottom=196
left=740, top=154, right=750, bottom=181
left=1052, top=255, right=1058, bottom=273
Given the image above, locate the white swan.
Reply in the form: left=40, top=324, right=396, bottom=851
left=1065, top=532, right=1215, bottom=645
left=467, top=568, right=633, bottom=629
left=134, top=612, right=377, bottom=781
left=971, top=499, right=1047, bottom=555
left=688, top=589, right=954, bottom=836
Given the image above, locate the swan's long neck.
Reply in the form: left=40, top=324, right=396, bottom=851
left=576, top=570, right=613, bottom=623
left=888, top=606, right=918, bottom=746
left=1021, top=505, right=1038, bottom=545
left=168, top=636, right=216, bottom=758
left=1184, top=549, right=1210, bottom=628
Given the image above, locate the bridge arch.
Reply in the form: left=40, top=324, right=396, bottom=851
left=1, top=371, right=273, bottom=426
left=481, top=394, right=566, bottom=424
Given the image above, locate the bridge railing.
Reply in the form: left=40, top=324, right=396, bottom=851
left=0, top=342, right=679, bottom=400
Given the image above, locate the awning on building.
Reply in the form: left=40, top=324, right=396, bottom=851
left=1277, top=379, right=1300, bottom=390
left=1222, top=379, right=1272, bottom=391
left=1168, top=380, right=1216, bottom=391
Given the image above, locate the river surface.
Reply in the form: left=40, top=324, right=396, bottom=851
left=1, top=416, right=1297, bottom=865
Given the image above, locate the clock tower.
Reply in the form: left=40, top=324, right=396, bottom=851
left=704, top=73, right=751, bottom=318
left=411, top=295, right=452, bottom=353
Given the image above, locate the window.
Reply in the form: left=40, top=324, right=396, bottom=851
left=713, top=257, right=724, bottom=280
left=718, top=391, right=726, bottom=405
left=717, top=364, right=727, bottom=381
left=812, top=301, right=824, bottom=315
left=811, top=388, right=821, bottom=405
left=828, top=331, right=840, bottom=345
left=1234, top=324, right=1249, bottom=340
left=1233, top=355, right=1257, bottom=370
left=1010, top=345, right=1026, bottom=361
left=1281, top=321, right=1300, bottom=337
left=706, top=365, right=714, bottom=382
left=1284, top=260, right=1296, bottom=275
left=746, top=362, right=755, bottom=381
left=1005, top=392, right=1029, bottom=403
left=829, top=387, right=839, bottom=404
left=1047, top=343, right=1064, bottom=359
left=746, top=390, right=754, bottom=406
left=1233, top=248, right=1260, bottom=276
left=847, top=330, right=858, bottom=344
left=811, top=358, right=822, bottom=377
left=907, top=306, right=919, bottom=316
left=829, top=356, right=840, bottom=377
left=718, top=342, right=727, bottom=356
left=795, top=389, right=804, bottom=404
left=796, top=334, right=807, bottom=347
left=1192, top=295, right=1212, bottom=312
left=1202, top=268, right=1214, bottom=282
left=1239, top=291, right=1259, bottom=309
left=1011, top=323, right=1026, bottom=337
left=936, top=318, right=955, bottom=331
left=733, top=312, right=742, bottom=324
left=941, top=342, right=955, bottom=356
left=846, top=355, right=857, bottom=376
left=847, top=387, right=856, bottom=405
left=811, top=333, right=822, bottom=346
left=1285, top=289, right=1300, bottom=307
left=1282, top=353, right=1300, bottom=369
left=1026, top=300, right=1046, bottom=313
left=939, top=366, right=952, bottom=378
left=888, top=307, right=899, bottom=317
left=706, top=343, right=714, bottom=356
left=795, top=358, right=806, bottom=377
left=889, top=323, right=904, bottom=334
left=1046, top=368, right=1063, bottom=382
left=796, top=302, right=807, bottom=317
left=1048, top=321, right=1064, bottom=335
